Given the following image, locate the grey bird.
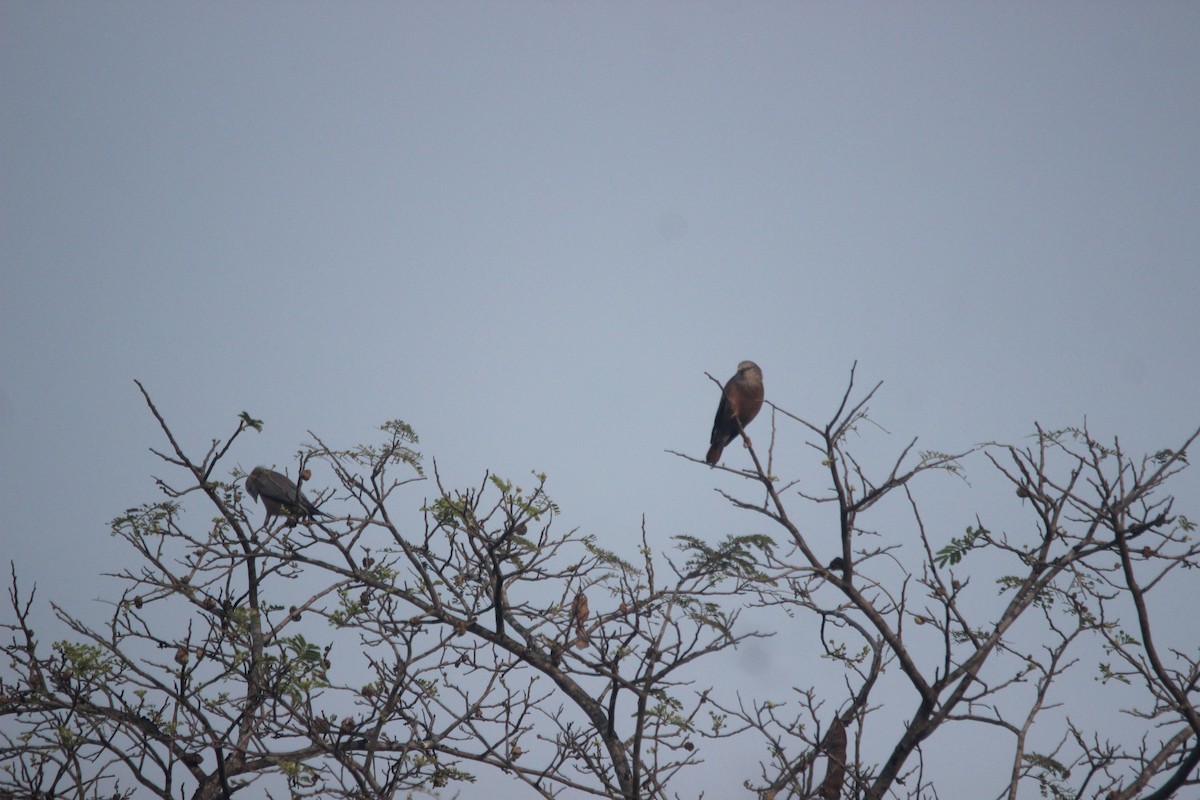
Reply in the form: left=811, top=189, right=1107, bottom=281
left=706, top=361, right=765, bottom=465
left=245, top=467, right=327, bottom=523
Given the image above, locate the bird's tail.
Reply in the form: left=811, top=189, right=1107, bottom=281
left=705, top=444, right=723, bottom=465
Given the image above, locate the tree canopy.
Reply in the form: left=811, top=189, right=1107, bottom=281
left=3, top=370, right=1198, bottom=800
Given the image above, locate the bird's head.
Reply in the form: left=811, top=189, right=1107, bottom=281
left=737, top=360, right=761, bottom=378
left=245, top=467, right=265, bottom=500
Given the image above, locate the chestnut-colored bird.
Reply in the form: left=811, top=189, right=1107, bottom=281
left=706, top=361, right=764, bottom=465
left=571, top=592, right=590, bottom=650
left=245, top=466, right=326, bottom=523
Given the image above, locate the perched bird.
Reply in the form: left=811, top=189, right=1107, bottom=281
left=571, top=592, right=590, bottom=650
left=706, top=361, right=765, bottom=465
left=245, top=466, right=326, bottom=523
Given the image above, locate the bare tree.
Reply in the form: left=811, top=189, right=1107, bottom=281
left=692, top=365, right=1200, bottom=800
left=2, top=369, right=1197, bottom=800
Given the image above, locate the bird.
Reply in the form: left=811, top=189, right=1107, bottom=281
left=245, top=466, right=326, bottom=523
left=571, top=592, right=590, bottom=649
left=706, top=360, right=764, bottom=465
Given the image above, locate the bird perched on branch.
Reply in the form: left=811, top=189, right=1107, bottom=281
left=571, top=592, right=590, bottom=650
left=245, top=466, right=326, bottom=523
left=706, top=361, right=764, bottom=465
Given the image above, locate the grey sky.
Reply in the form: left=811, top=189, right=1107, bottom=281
left=2, top=3, right=1199, bottom=797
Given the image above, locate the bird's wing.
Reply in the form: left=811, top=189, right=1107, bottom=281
left=258, top=469, right=325, bottom=514
left=257, top=470, right=301, bottom=504
left=710, top=389, right=738, bottom=448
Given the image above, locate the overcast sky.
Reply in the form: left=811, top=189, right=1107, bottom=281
left=2, top=3, right=1199, bottom=797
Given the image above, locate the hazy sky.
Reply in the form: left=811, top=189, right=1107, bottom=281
left=2, top=3, right=1199, bottom=797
